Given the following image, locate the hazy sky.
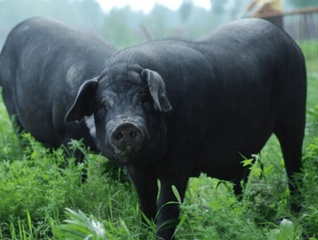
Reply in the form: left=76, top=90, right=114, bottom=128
left=97, top=0, right=211, bottom=13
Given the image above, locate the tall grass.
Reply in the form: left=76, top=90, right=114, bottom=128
left=0, top=75, right=318, bottom=239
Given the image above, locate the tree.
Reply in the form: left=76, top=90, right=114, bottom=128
left=179, top=0, right=193, bottom=23
left=100, top=7, right=144, bottom=48
left=210, top=0, right=229, bottom=15
left=0, top=0, right=105, bottom=48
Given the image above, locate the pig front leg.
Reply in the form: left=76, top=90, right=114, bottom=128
left=156, top=178, right=188, bottom=240
left=126, top=165, right=158, bottom=222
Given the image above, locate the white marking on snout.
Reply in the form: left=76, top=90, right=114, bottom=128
left=84, top=115, right=96, bottom=139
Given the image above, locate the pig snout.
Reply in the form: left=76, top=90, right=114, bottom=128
left=111, top=122, right=144, bottom=147
left=109, top=121, right=145, bottom=161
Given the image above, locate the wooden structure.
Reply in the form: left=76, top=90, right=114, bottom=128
left=244, top=1, right=318, bottom=73
left=246, top=0, right=283, bottom=28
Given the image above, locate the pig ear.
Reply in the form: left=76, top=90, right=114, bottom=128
left=65, top=78, right=98, bottom=123
left=141, top=69, right=172, bottom=112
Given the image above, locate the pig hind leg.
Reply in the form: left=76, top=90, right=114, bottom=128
left=273, top=116, right=305, bottom=197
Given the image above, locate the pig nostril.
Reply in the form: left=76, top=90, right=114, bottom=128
left=110, top=123, right=144, bottom=148
left=116, top=132, right=124, bottom=140
left=130, top=131, right=137, bottom=138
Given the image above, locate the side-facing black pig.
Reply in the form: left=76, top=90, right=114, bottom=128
left=0, top=17, right=116, bottom=156
left=66, top=19, right=307, bottom=239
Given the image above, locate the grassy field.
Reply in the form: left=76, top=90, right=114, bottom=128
left=0, top=72, right=317, bottom=239
left=298, top=41, right=318, bottom=73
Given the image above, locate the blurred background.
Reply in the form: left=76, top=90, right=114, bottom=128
left=0, top=0, right=317, bottom=72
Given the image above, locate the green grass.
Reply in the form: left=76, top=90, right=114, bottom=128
left=298, top=40, right=318, bottom=73
left=0, top=76, right=318, bottom=239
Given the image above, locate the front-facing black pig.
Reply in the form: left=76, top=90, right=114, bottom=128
left=66, top=19, right=306, bottom=239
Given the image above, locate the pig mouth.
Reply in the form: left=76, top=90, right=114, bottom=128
left=112, top=145, right=142, bottom=165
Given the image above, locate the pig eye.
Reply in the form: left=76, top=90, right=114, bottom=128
left=139, top=93, right=153, bottom=111
left=140, top=93, right=152, bottom=105
left=95, top=97, right=110, bottom=119
left=98, top=97, right=111, bottom=110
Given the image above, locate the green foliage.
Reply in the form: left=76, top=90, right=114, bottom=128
left=176, top=175, right=265, bottom=239
left=54, top=208, right=107, bottom=240
left=298, top=41, right=318, bottom=73
left=210, top=0, right=229, bottom=15
left=0, top=122, right=136, bottom=238
left=266, top=219, right=302, bottom=240
left=179, top=1, right=193, bottom=23
left=100, top=7, right=145, bottom=49
left=299, top=41, right=318, bottom=63
left=98, top=1, right=250, bottom=48
left=306, top=75, right=318, bottom=144
left=0, top=0, right=103, bottom=29
left=298, top=134, right=318, bottom=237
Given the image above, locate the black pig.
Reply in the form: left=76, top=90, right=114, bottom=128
left=0, top=17, right=116, bottom=156
left=66, top=19, right=306, bottom=239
